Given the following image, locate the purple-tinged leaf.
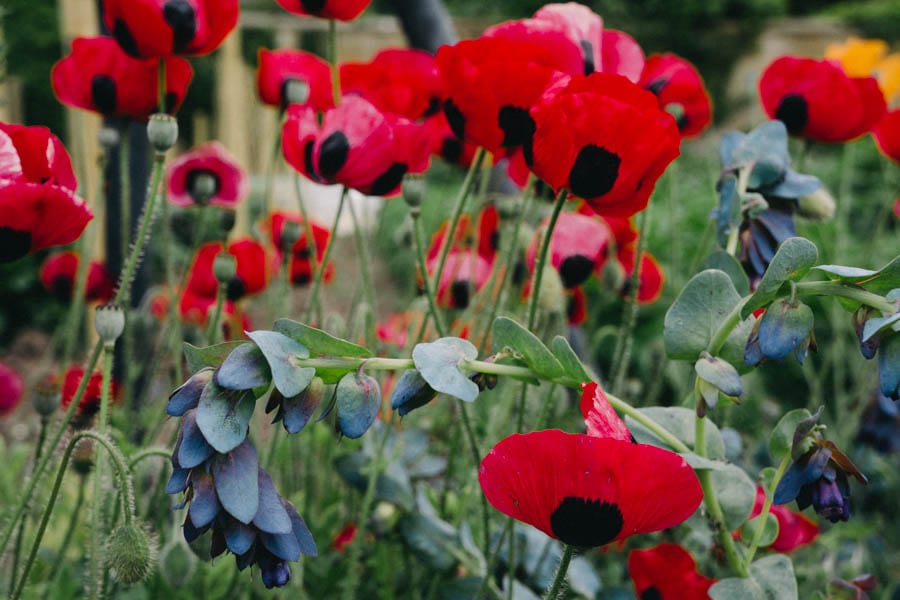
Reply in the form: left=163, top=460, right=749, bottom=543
left=224, top=517, right=257, bottom=555
left=216, top=343, right=271, bottom=390
left=247, top=330, right=316, bottom=398
left=283, top=499, right=317, bottom=556
left=196, top=381, right=256, bottom=454
left=213, top=441, right=259, bottom=524
left=168, top=368, right=214, bottom=416
left=166, top=467, right=191, bottom=494
left=336, top=372, right=381, bottom=439
left=189, top=471, right=221, bottom=529
left=253, top=469, right=292, bottom=534
left=178, top=411, right=215, bottom=469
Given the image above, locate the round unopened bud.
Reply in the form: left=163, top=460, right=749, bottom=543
left=600, top=259, right=626, bottom=295
left=95, top=304, right=126, bottom=348
left=146, top=113, right=179, bottom=153
left=106, top=523, right=157, bottom=585
left=536, top=265, right=565, bottom=315
left=213, top=252, right=237, bottom=284
left=219, top=209, right=237, bottom=235
left=97, top=126, right=121, bottom=149
left=189, top=172, right=217, bottom=204
left=402, top=173, right=426, bottom=207
left=71, top=438, right=95, bottom=475
left=31, top=378, right=61, bottom=418
left=797, top=187, right=836, bottom=221
left=280, top=220, right=303, bottom=252
left=284, top=79, right=310, bottom=105
left=158, top=538, right=196, bottom=588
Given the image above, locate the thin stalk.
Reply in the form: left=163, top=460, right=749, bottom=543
left=128, top=448, right=172, bottom=471
left=8, top=417, right=50, bottom=594
left=305, top=187, right=347, bottom=323
left=47, top=474, right=87, bottom=581
left=412, top=207, right=448, bottom=336
left=88, top=346, right=116, bottom=600
left=526, top=189, right=568, bottom=330
left=347, top=194, right=376, bottom=349
left=59, top=227, right=93, bottom=366
left=205, top=284, right=226, bottom=345
left=542, top=544, right=574, bottom=600
left=795, top=281, right=896, bottom=314
left=473, top=518, right=513, bottom=600
left=744, top=453, right=791, bottom=567
left=294, top=173, right=319, bottom=278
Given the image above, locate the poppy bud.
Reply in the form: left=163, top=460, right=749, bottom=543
left=279, top=220, right=303, bottom=253
left=402, top=173, right=426, bottom=207
left=146, top=113, right=178, bottom=153
left=97, top=126, right=121, bottom=149
left=284, top=78, right=311, bottom=105
left=797, top=187, right=836, bottom=221
left=31, top=378, right=61, bottom=418
left=600, top=259, right=626, bottom=295
left=189, top=172, right=218, bottom=205
left=213, top=252, right=237, bottom=284
left=71, top=438, right=95, bottom=475
left=106, top=523, right=157, bottom=584
left=95, top=304, right=126, bottom=348
left=219, top=209, right=237, bottom=235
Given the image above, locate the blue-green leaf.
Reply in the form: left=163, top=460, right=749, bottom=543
left=412, top=338, right=479, bottom=402
left=336, top=372, right=381, bottom=439
left=743, top=237, right=818, bottom=317
left=216, top=343, right=270, bottom=390
left=491, top=316, right=564, bottom=379
left=196, top=380, right=256, bottom=454
left=274, top=319, right=371, bottom=357
left=184, top=341, right=246, bottom=372
left=212, top=441, right=259, bottom=524
left=549, top=335, right=592, bottom=383
left=246, top=330, right=316, bottom=398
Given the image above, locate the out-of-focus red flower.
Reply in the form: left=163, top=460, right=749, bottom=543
left=580, top=381, right=632, bottom=442
left=530, top=73, right=680, bottom=218
left=640, top=53, right=712, bottom=138
left=628, top=543, right=716, bottom=600
left=478, top=429, right=703, bottom=548
left=617, top=245, right=665, bottom=304
left=61, top=366, right=119, bottom=418
left=758, top=56, right=886, bottom=143
left=257, top=48, right=334, bottom=111
left=184, top=239, right=270, bottom=302
left=167, top=142, right=249, bottom=208
left=40, top=251, right=115, bottom=302
left=332, top=523, right=358, bottom=552
left=0, top=361, right=24, bottom=416
left=282, top=97, right=430, bottom=197
left=102, top=0, right=239, bottom=58
left=341, top=49, right=442, bottom=120
left=377, top=311, right=417, bottom=349
left=426, top=207, right=497, bottom=266
left=274, top=0, right=372, bottom=21
left=566, top=287, right=587, bottom=325
left=436, top=36, right=575, bottom=159
left=428, top=249, right=493, bottom=310
left=873, top=109, right=900, bottom=164
left=525, top=211, right=612, bottom=289
left=746, top=485, right=819, bottom=552
left=424, top=113, right=478, bottom=169
left=266, top=211, right=333, bottom=286
left=531, top=2, right=604, bottom=75
left=600, top=30, right=645, bottom=82
left=52, top=36, right=193, bottom=119
left=0, top=123, right=91, bottom=263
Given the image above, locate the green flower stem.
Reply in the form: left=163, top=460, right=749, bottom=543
left=294, top=173, right=319, bottom=277
left=795, top=281, right=897, bottom=315
left=707, top=297, right=750, bottom=355
left=474, top=518, right=513, bottom=600
left=543, top=544, right=574, bottom=600
left=695, top=414, right=748, bottom=578
left=412, top=207, right=448, bottom=337
left=205, top=284, right=226, bottom=345
left=12, top=431, right=135, bottom=600
left=89, top=346, right=116, bottom=600
left=157, top=58, right=166, bottom=113
left=160, top=190, right=184, bottom=384
left=610, top=206, right=651, bottom=395
left=59, top=227, right=93, bottom=367
left=346, top=192, right=377, bottom=349
left=304, top=187, right=347, bottom=323
left=127, top=448, right=172, bottom=471
left=430, top=148, right=486, bottom=294
left=744, top=453, right=791, bottom=567
left=526, top=189, right=568, bottom=330
left=47, top=474, right=87, bottom=581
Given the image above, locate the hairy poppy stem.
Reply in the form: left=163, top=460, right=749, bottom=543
left=526, top=188, right=568, bottom=331
left=744, top=453, right=792, bottom=567
left=305, top=187, right=347, bottom=323
left=412, top=207, right=448, bottom=337
left=543, top=544, right=574, bottom=600
left=87, top=346, right=116, bottom=599
left=205, top=284, right=226, bottom=345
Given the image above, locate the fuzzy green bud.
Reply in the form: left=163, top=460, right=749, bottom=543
left=146, top=113, right=178, bottom=153
left=97, top=126, right=121, bottom=150
left=106, top=523, right=157, bottom=585
left=280, top=219, right=303, bottom=252
left=95, top=304, right=126, bottom=348
left=213, top=252, right=237, bottom=284
left=284, top=79, right=310, bottom=105
left=600, top=259, right=627, bottom=295
left=797, top=187, right=836, bottom=221
left=190, top=172, right=217, bottom=205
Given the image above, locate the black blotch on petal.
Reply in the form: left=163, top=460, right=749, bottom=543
left=163, top=0, right=197, bottom=54
left=774, top=94, right=808, bottom=136
left=423, top=96, right=442, bottom=118
left=497, top=105, right=536, bottom=163
left=0, top=227, right=32, bottom=263
left=580, top=40, right=595, bottom=75
left=559, top=255, right=594, bottom=289
left=512, top=260, right=528, bottom=287
left=303, top=140, right=317, bottom=178
left=549, top=496, right=624, bottom=547
left=640, top=587, right=663, bottom=600
left=52, top=275, right=74, bottom=300
left=369, top=162, right=408, bottom=196
left=318, top=131, right=350, bottom=180
left=292, top=272, right=311, bottom=285
left=568, top=145, right=621, bottom=200
left=90, top=75, right=117, bottom=115
left=299, top=0, right=327, bottom=13
left=645, top=78, right=668, bottom=96
left=450, top=280, right=471, bottom=309
left=226, top=278, right=246, bottom=301
left=113, top=19, right=140, bottom=57
left=164, top=92, right=179, bottom=114
left=441, top=137, right=463, bottom=164
left=444, top=99, right=466, bottom=140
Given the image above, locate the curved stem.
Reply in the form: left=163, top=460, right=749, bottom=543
left=128, top=448, right=172, bottom=471
left=795, top=281, right=896, bottom=314
left=744, top=453, right=791, bottom=567
left=305, top=187, right=347, bottom=323
left=527, top=189, right=568, bottom=330
left=605, top=391, right=690, bottom=454
left=542, top=544, right=574, bottom=600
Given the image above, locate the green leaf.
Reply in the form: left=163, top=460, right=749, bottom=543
left=710, top=577, right=766, bottom=600
left=625, top=407, right=725, bottom=460
left=183, top=341, right=246, bottom=372
left=702, top=251, right=751, bottom=296
left=195, top=381, right=256, bottom=454
left=695, top=355, right=743, bottom=397
left=398, top=513, right=460, bottom=572
left=491, top=316, right=564, bottom=380
left=769, top=408, right=813, bottom=460
left=681, top=453, right=727, bottom=470
left=740, top=512, right=779, bottom=547
left=862, top=311, right=900, bottom=342
left=710, top=463, right=757, bottom=530
left=743, top=237, right=818, bottom=317
left=412, top=338, right=479, bottom=402
left=749, top=554, right=798, bottom=600
left=814, top=255, right=900, bottom=295
left=274, top=319, right=371, bottom=357
left=549, top=335, right=592, bottom=383
left=246, top=330, right=316, bottom=399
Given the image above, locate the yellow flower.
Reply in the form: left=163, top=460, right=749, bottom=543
left=874, top=53, right=900, bottom=103
left=825, top=36, right=887, bottom=77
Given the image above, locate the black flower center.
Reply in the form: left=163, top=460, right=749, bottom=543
left=441, top=137, right=463, bottom=164
left=497, top=105, right=536, bottom=164
left=423, top=96, right=442, bottom=118
left=163, top=0, right=197, bottom=54
left=568, top=145, right=621, bottom=200
left=226, top=278, right=246, bottom=301
left=774, top=94, right=808, bottom=136
left=0, top=227, right=32, bottom=263
left=549, top=496, right=623, bottom=547
left=646, top=78, right=668, bottom=96
left=580, top=40, right=595, bottom=75
left=52, top=275, right=74, bottom=299
left=318, top=131, right=350, bottom=180
left=369, top=162, right=408, bottom=196
left=90, top=75, right=117, bottom=115
left=559, top=255, right=594, bottom=288
left=450, top=280, right=471, bottom=309
left=640, top=586, right=663, bottom=600
left=444, top=98, right=466, bottom=140
left=299, top=0, right=327, bottom=13
left=112, top=19, right=140, bottom=57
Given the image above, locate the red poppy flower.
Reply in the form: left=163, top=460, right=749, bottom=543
left=478, top=429, right=703, bottom=548
left=531, top=2, right=604, bottom=75
left=282, top=97, right=430, bottom=196
left=61, top=366, right=119, bottom=418
left=266, top=211, right=333, bottom=285
left=185, top=239, right=270, bottom=301
left=0, top=361, right=24, bottom=416
left=52, top=36, right=193, bottom=119
left=102, top=0, right=239, bottom=58
left=40, top=251, right=115, bottom=302
left=530, top=73, right=681, bottom=218
left=0, top=122, right=77, bottom=190
left=0, top=186, right=92, bottom=264
left=257, top=48, right=334, bottom=111
left=600, top=30, right=645, bottom=82
left=747, top=485, right=819, bottom=552
left=617, top=246, right=665, bottom=304
left=759, top=56, right=887, bottom=142
left=483, top=18, right=584, bottom=76
left=435, top=36, right=575, bottom=159
left=332, top=523, right=358, bottom=552
left=424, top=113, right=478, bottom=169
left=167, top=142, right=249, bottom=208
left=274, top=0, right=372, bottom=21
left=525, top=211, right=612, bottom=289
left=628, top=543, right=716, bottom=600
left=341, top=49, right=442, bottom=120
left=377, top=311, right=416, bottom=349
left=873, top=108, right=900, bottom=163
left=427, top=249, right=493, bottom=310
left=426, top=207, right=497, bottom=266
left=579, top=381, right=632, bottom=442
left=640, top=53, right=712, bottom=138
